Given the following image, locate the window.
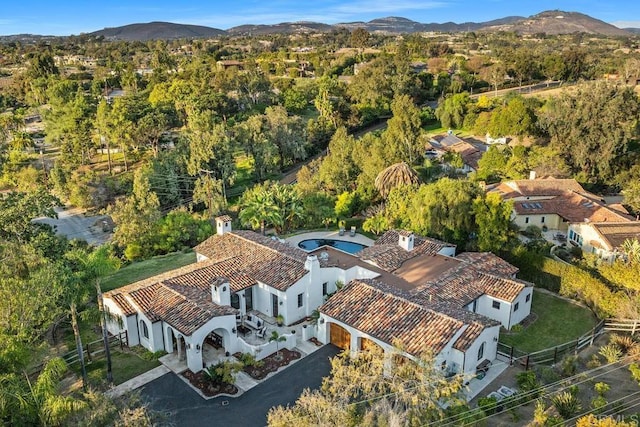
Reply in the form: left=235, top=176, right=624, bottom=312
left=526, top=293, right=531, bottom=303
left=477, top=342, right=485, bottom=361
left=322, top=282, right=328, bottom=296
left=541, top=216, right=545, bottom=223
left=231, top=294, right=240, bottom=309
left=514, top=302, right=519, bottom=312
left=492, top=300, right=501, bottom=310
left=297, top=293, right=303, bottom=308
left=525, top=217, right=529, bottom=224
left=140, top=320, right=149, bottom=339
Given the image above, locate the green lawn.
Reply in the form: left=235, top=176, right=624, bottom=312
left=84, top=350, right=160, bottom=386
left=102, top=251, right=196, bottom=292
left=499, top=289, right=598, bottom=353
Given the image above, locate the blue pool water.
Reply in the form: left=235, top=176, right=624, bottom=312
left=298, top=239, right=367, bottom=254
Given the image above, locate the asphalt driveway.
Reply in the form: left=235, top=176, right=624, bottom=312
left=140, top=345, right=341, bottom=426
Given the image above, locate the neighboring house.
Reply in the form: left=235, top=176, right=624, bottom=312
left=488, top=174, right=633, bottom=233
left=104, top=219, right=532, bottom=377
left=430, top=134, right=485, bottom=174
left=568, top=221, right=640, bottom=262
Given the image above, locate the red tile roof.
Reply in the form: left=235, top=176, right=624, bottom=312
left=455, top=252, right=519, bottom=277
left=590, top=222, right=640, bottom=250
left=194, top=231, right=309, bottom=291
left=512, top=192, right=631, bottom=223
left=453, top=322, right=486, bottom=351
left=320, top=280, right=465, bottom=356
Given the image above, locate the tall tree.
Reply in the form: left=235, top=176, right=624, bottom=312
left=268, top=346, right=464, bottom=426
left=473, top=193, right=514, bottom=252
left=383, top=94, right=423, bottom=164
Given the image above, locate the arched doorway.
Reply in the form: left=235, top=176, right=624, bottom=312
left=329, top=323, right=350, bottom=350
left=166, top=326, right=186, bottom=361
left=201, top=327, right=232, bottom=368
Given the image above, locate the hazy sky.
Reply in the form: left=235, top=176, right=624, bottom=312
left=1, top=0, right=639, bottom=35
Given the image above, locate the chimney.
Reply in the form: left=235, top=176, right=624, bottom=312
left=398, top=231, right=415, bottom=251
left=215, top=215, right=232, bottom=236
left=211, top=278, right=231, bottom=306
left=305, top=254, right=319, bottom=272
left=529, top=170, right=537, bottom=180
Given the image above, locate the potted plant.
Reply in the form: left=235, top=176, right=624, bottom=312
left=276, top=314, right=284, bottom=326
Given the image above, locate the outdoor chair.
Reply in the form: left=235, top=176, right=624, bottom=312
left=339, top=227, right=345, bottom=236
left=256, top=326, right=267, bottom=339
left=350, top=226, right=356, bottom=237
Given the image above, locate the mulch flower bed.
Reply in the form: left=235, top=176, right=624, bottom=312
left=235, top=348, right=301, bottom=380
left=181, top=370, right=238, bottom=397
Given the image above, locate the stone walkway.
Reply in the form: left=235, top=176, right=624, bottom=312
left=105, top=365, right=170, bottom=399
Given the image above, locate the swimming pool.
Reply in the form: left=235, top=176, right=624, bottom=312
left=298, top=239, right=367, bottom=254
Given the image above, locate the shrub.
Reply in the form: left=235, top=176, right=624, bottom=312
left=629, top=363, right=640, bottom=384
left=591, top=396, right=608, bottom=414
left=204, top=361, right=242, bottom=385
left=239, top=353, right=264, bottom=368
left=610, top=334, right=635, bottom=354
left=599, top=344, right=623, bottom=364
left=594, top=382, right=610, bottom=396
left=537, top=366, right=560, bottom=384
left=551, top=391, right=582, bottom=419
left=586, top=354, right=602, bottom=369
left=478, top=396, right=499, bottom=415
left=516, top=371, right=540, bottom=394
left=560, top=354, right=579, bottom=377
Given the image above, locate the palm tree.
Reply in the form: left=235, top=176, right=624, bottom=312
left=0, top=358, right=86, bottom=425
left=621, top=238, right=640, bottom=264
left=269, top=331, right=287, bottom=361
left=239, top=185, right=282, bottom=235
left=82, top=246, right=121, bottom=384
left=374, top=162, right=421, bottom=198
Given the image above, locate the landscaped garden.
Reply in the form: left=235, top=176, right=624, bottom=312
left=500, top=289, right=599, bottom=352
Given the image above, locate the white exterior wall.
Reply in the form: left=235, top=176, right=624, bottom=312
left=456, top=325, right=500, bottom=376
left=568, top=223, right=615, bottom=262
left=103, top=298, right=139, bottom=346
left=509, top=288, right=533, bottom=327
left=475, top=295, right=511, bottom=329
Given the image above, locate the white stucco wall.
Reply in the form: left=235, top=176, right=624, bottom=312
left=475, top=295, right=511, bottom=329
left=454, top=324, right=500, bottom=376
left=568, top=223, right=616, bottom=261
left=509, top=288, right=533, bottom=327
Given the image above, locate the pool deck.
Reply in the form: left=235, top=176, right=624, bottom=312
left=285, top=230, right=375, bottom=250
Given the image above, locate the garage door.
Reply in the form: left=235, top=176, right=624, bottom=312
left=360, top=337, right=381, bottom=352
left=329, top=323, right=350, bottom=350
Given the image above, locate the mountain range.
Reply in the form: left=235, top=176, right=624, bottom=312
left=0, top=10, right=635, bottom=42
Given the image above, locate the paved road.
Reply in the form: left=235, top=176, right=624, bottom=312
left=141, top=345, right=341, bottom=427
left=32, top=206, right=112, bottom=245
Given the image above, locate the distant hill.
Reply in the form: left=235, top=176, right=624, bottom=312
left=88, top=21, right=225, bottom=41
left=481, top=11, right=630, bottom=36
left=1, top=10, right=634, bottom=42
left=227, top=21, right=333, bottom=35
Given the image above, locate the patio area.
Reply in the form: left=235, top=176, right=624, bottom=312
left=464, top=355, right=510, bottom=401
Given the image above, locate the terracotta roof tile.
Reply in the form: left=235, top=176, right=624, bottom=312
left=455, top=252, right=519, bottom=277
left=591, top=222, right=640, bottom=250
left=512, top=192, right=632, bottom=223
left=194, top=231, right=308, bottom=290
left=453, top=322, right=485, bottom=351
left=110, top=293, right=135, bottom=316
left=320, top=280, right=464, bottom=356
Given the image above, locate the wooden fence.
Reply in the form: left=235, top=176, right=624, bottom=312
left=63, top=331, right=128, bottom=366
left=498, top=319, right=609, bottom=370
left=29, top=331, right=128, bottom=375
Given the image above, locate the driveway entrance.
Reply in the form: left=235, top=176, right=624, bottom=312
left=140, top=345, right=341, bottom=426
